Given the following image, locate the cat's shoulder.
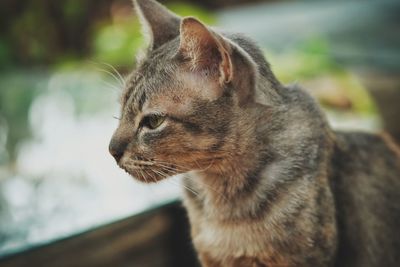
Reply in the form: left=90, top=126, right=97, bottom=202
left=331, top=130, right=400, bottom=191
left=334, top=131, right=400, bottom=159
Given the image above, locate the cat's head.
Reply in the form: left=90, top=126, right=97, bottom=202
left=109, top=0, right=266, bottom=182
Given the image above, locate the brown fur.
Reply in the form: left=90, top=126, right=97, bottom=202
left=108, top=1, right=400, bottom=266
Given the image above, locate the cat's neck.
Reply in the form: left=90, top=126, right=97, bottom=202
left=183, top=85, right=334, bottom=221
left=183, top=104, right=277, bottom=220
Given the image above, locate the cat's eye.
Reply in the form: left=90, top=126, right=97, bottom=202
left=141, top=114, right=166, bottom=130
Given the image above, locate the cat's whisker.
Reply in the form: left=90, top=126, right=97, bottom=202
left=192, top=157, right=216, bottom=173
left=89, top=60, right=126, bottom=87
left=152, top=160, right=190, bottom=172
left=158, top=157, right=228, bottom=200
left=155, top=163, right=186, bottom=173
left=150, top=169, right=199, bottom=196
left=169, top=175, right=200, bottom=197
left=100, top=79, right=121, bottom=92
left=150, top=169, right=187, bottom=193
left=157, top=167, right=176, bottom=176
left=139, top=168, right=148, bottom=183
left=149, top=168, right=185, bottom=194
left=186, top=175, right=227, bottom=201
left=99, top=61, right=126, bottom=87
left=158, top=166, right=185, bottom=180
left=153, top=168, right=173, bottom=182
left=142, top=168, right=155, bottom=183
left=94, top=67, right=125, bottom=88
left=195, top=156, right=217, bottom=173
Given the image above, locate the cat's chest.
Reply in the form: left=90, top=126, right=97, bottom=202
left=192, top=217, right=304, bottom=267
left=182, top=176, right=291, bottom=262
left=193, top=219, right=273, bottom=259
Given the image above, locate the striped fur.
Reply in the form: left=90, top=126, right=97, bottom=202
left=109, top=1, right=400, bottom=266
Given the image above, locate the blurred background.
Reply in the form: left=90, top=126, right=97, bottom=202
left=0, top=0, right=399, bottom=266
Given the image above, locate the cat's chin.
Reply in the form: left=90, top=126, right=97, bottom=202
left=119, top=165, right=169, bottom=183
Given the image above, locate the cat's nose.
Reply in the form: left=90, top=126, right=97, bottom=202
left=109, top=138, right=128, bottom=162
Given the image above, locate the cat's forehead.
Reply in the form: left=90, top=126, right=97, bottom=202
left=121, top=48, right=219, bottom=117
left=121, top=58, right=185, bottom=114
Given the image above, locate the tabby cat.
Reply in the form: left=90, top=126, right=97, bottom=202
left=109, top=0, right=400, bottom=266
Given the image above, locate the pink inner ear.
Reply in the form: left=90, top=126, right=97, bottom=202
left=219, top=47, right=233, bottom=84
left=179, top=17, right=233, bottom=85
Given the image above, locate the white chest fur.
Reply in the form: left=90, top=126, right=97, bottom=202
left=193, top=218, right=274, bottom=260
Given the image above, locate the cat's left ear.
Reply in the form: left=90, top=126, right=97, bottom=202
left=133, top=0, right=180, bottom=50
left=178, top=17, right=233, bottom=85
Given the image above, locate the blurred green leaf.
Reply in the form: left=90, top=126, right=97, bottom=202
left=90, top=2, right=215, bottom=67
left=91, top=19, right=143, bottom=66
left=267, top=37, right=376, bottom=115
left=167, top=2, right=216, bottom=24
left=0, top=39, right=12, bottom=68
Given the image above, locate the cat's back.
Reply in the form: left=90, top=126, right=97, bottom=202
left=330, top=131, right=400, bottom=267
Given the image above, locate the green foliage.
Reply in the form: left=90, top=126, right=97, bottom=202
left=267, top=37, right=376, bottom=115
left=0, top=72, right=45, bottom=161
left=335, top=72, right=377, bottom=115
left=269, top=38, right=340, bottom=82
left=91, top=19, right=143, bottom=67
left=167, top=2, right=216, bottom=24
left=63, top=0, right=86, bottom=20
left=0, top=1, right=215, bottom=68
left=90, top=2, right=215, bottom=67
left=0, top=39, right=12, bottom=68
left=10, top=2, right=53, bottom=63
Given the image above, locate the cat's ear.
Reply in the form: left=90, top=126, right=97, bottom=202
left=133, top=0, right=180, bottom=50
left=178, top=17, right=233, bottom=85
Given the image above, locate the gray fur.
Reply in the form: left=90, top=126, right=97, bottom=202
left=109, top=1, right=400, bottom=266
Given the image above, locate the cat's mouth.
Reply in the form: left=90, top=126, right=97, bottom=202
left=119, top=157, right=179, bottom=183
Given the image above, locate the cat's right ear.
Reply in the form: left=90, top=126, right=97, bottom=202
left=178, top=17, right=233, bottom=85
left=133, top=0, right=180, bottom=50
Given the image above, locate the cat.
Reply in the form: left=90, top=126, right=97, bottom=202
left=108, top=0, right=400, bottom=266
